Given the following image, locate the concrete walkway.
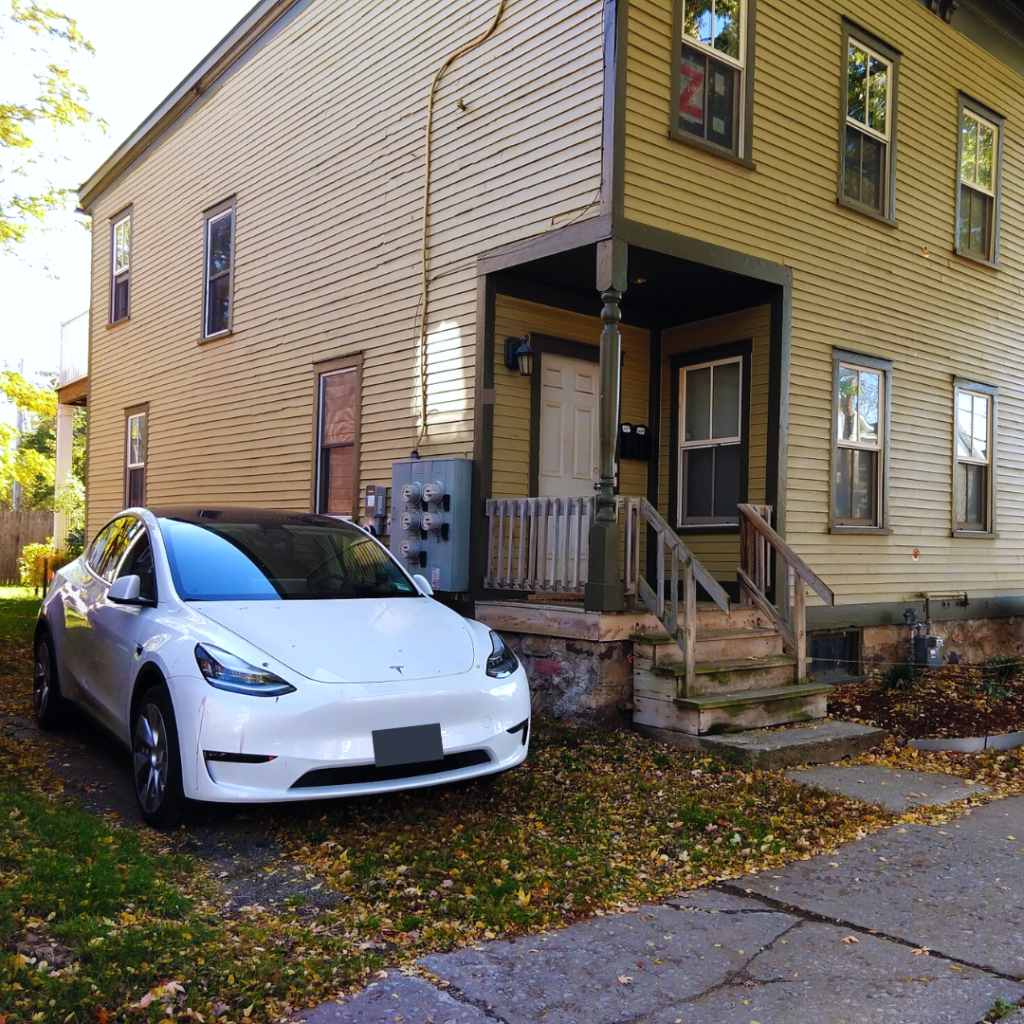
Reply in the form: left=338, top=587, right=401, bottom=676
left=309, top=795, right=1024, bottom=1024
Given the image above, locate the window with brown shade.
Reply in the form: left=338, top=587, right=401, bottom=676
left=125, top=408, right=147, bottom=507
left=317, top=366, right=358, bottom=516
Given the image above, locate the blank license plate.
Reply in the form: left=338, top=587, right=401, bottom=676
left=372, top=724, right=443, bottom=767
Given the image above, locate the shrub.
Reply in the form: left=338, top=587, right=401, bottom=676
left=873, top=662, right=923, bottom=692
left=985, top=653, right=1024, bottom=685
left=17, top=539, right=75, bottom=590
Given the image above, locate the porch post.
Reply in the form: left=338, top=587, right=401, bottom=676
left=585, top=237, right=627, bottom=612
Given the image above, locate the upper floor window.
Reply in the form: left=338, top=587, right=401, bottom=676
left=110, top=211, right=131, bottom=323
left=957, top=97, right=1003, bottom=265
left=839, top=23, right=899, bottom=221
left=203, top=200, right=235, bottom=338
left=672, top=0, right=754, bottom=162
left=831, top=351, right=891, bottom=532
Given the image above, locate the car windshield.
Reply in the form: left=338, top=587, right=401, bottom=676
left=157, top=515, right=418, bottom=601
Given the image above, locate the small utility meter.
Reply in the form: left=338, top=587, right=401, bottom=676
left=363, top=484, right=389, bottom=537
left=389, top=457, right=471, bottom=592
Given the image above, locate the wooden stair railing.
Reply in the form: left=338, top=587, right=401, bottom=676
left=737, top=503, right=835, bottom=680
left=632, top=498, right=731, bottom=699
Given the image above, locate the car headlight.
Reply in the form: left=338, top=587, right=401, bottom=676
left=194, top=643, right=296, bottom=697
left=486, top=631, right=518, bottom=678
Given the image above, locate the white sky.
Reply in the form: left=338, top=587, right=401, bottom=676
left=0, top=0, right=255, bottom=389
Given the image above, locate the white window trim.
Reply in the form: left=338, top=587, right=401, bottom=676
left=112, top=215, right=131, bottom=275
left=680, top=0, right=747, bottom=71
left=960, top=110, right=998, bottom=198
left=955, top=389, right=991, bottom=466
left=677, top=355, right=744, bottom=527
left=203, top=206, right=234, bottom=339
left=836, top=362, right=883, bottom=453
left=126, top=413, right=146, bottom=470
left=846, top=39, right=891, bottom=145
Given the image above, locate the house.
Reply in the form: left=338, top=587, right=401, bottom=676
left=78, top=0, right=1024, bottom=738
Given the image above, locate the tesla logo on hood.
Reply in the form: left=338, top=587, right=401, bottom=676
left=390, top=665, right=404, bottom=674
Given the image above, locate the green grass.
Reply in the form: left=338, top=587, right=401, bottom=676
left=0, top=589, right=895, bottom=1021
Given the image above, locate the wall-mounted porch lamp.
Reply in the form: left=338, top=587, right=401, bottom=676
left=504, top=333, right=535, bottom=377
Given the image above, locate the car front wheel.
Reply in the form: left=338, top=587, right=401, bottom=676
left=132, top=683, right=188, bottom=829
left=33, top=631, right=64, bottom=730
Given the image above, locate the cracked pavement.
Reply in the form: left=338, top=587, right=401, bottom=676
left=309, top=796, right=1024, bottom=1024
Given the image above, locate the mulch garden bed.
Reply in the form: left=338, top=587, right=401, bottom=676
left=829, top=662, right=1024, bottom=739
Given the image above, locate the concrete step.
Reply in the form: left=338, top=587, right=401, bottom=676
left=634, top=681, right=832, bottom=736
left=651, top=653, right=799, bottom=697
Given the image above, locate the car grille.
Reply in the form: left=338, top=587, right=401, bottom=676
left=290, top=749, right=491, bottom=789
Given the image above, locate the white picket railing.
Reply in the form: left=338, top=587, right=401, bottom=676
left=484, top=496, right=639, bottom=595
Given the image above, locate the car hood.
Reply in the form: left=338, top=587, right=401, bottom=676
left=191, top=597, right=478, bottom=683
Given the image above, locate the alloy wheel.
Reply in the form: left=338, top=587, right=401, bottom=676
left=33, top=642, right=51, bottom=718
left=134, top=703, right=168, bottom=814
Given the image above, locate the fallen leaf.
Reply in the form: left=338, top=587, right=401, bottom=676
left=842, top=935, right=860, bottom=944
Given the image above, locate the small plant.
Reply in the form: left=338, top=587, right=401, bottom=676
left=987, top=996, right=1020, bottom=1021
left=17, top=539, right=75, bottom=591
left=986, top=653, right=1024, bottom=685
left=873, top=662, right=923, bottom=692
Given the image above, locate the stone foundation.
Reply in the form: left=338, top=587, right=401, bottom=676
left=862, top=617, right=1024, bottom=668
left=502, top=633, right=632, bottom=727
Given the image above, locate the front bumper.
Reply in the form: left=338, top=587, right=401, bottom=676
left=167, top=666, right=531, bottom=802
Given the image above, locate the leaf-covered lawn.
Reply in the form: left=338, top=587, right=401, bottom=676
left=0, top=587, right=1014, bottom=1022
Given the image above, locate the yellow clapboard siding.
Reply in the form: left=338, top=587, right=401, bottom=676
left=625, top=0, right=1024, bottom=606
left=85, top=0, right=605, bottom=534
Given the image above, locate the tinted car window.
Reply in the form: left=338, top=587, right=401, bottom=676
left=118, top=530, right=157, bottom=602
left=158, top=516, right=417, bottom=601
left=89, top=516, right=144, bottom=582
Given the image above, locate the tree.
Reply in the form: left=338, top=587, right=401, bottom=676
left=0, top=369, right=59, bottom=509
left=1, top=1, right=101, bottom=251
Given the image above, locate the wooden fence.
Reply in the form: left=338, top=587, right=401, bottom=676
left=0, top=511, right=53, bottom=584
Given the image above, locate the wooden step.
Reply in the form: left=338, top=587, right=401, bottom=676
left=633, top=682, right=832, bottom=736
left=633, top=627, right=782, bottom=665
left=652, top=653, right=799, bottom=697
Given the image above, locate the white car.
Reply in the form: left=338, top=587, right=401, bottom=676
left=34, top=507, right=531, bottom=827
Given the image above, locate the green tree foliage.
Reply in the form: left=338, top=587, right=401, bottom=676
left=1, top=1, right=101, bottom=251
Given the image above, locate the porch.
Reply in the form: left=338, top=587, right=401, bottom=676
left=472, top=225, right=836, bottom=737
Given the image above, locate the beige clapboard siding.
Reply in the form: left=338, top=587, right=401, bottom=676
left=86, top=0, right=604, bottom=535
left=491, top=295, right=650, bottom=501
left=625, top=0, right=1024, bottom=605
left=658, top=307, right=771, bottom=579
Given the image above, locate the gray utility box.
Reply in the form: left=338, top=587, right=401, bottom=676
left=913, top=634, right=943, bottom=668
left=390, top=457, right=472, bottom=592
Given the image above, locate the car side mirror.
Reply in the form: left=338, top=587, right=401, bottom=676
left=108, top=574, right=143, bottom=604
left=411, top=574, right=434, bottom=597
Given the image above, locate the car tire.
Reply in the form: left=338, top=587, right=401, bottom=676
left=33, top=630, right=65, bottom=730
left=131, top=683, right=189, bottom=829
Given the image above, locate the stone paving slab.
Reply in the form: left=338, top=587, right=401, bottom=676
left=784, top=764, right=989, bottom=811
left=304, top=975, right=491, bottom=1024
left=701, top=721, right=887, bottom=769
left=739, top=798, right=1024, bottom=977
left=420, top=904, right=794, bottom=1024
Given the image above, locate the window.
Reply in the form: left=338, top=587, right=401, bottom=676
left=677, top=356, right=743, bottom=526
left=315, top=363, right=360, bottom=517
left=125, top=409, right=147, bottom=507
left=88, top=516, right=145, bottom=583
left=672, top=0, right=754, bottom=160
left=203, top=200, right=234, bottom=337
left=839, top=24, right=899, bottom=220
left=110, top=211, right=131, bottom=322
left=957, top=98, right=1003, bottom=264
left=953, top=381, right=996, bottom=535
left=118, top=527, right=157, bottom=602
left=831, top=352, right=890, bottom=530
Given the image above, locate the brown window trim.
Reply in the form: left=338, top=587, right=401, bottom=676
left=310, top=354, right=362, bottom=518
left=124, top=402, right=149, bottom=509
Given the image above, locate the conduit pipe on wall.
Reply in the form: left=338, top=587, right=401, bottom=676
left=414, top=0, right=507, bottom=453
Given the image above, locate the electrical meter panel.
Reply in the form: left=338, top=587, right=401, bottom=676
left=389, top=457, right=472, bottom=592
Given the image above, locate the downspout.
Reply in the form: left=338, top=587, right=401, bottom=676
left=413, top=0, right=507, bottom=454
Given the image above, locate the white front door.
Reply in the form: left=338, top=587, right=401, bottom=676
left=538, top=353, right=600, bottom=497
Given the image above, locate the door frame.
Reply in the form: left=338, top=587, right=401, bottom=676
left=668, top=339, right=753, bottom=534
left=527, top=334, right=601, bottom=496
